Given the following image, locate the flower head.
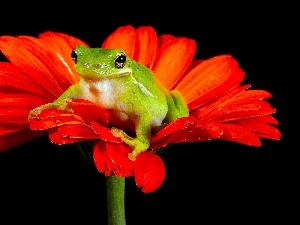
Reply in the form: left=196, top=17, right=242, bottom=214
left=0, top=25, right=281, bottom=192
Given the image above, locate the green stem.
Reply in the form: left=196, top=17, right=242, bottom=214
left=106, top=175, right=126, bottom=225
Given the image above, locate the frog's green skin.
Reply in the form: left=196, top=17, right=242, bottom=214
left=29, top=45, right=189, bottom=161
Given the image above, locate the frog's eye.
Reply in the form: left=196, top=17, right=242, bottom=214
left=115, top=53, right=126, bottom=68
left=71, top=49, right=77, bottom=64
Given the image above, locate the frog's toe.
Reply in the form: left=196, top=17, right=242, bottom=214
left=111, top=127, right=133, bottom=140
left=128, top=152, right=137, bottom=161
left=111, top=128, right=149, bottom=161
left=128, top=142, right=148, bottom=161
left=31, top=107, right=41, bottom=115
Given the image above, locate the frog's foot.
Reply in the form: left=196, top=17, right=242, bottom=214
left=165, top=90, right=189, bottom=123
left=111, top=127, right=149, bottom=161
left=29, top=107, right=43, bottom=118
left=28, top=100, right=71, bottom=121
left=28, top=103, right=53, bottom=121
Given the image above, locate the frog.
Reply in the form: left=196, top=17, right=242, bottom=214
left=29, top=45, right=189, bottom=161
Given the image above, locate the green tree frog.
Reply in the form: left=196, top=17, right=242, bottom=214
left=29, top=46, right=189, bottom=160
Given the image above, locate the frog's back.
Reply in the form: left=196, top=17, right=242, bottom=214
left=130, top=60, right=166, bottom=94
left=125, top=60, right=168, bottom=126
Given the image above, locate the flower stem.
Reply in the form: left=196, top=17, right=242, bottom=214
left=106, top=175, right=126, bottom=225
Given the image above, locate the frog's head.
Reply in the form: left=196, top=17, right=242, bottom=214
left=71, top=45, right=132, bottom=79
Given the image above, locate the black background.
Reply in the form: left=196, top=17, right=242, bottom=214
left=0, top=2, right=294, bottom=225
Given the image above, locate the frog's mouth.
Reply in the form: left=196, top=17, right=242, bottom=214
left=106, top=68, right=132, bottom=78
left=80, top=68, right=132, bottom=80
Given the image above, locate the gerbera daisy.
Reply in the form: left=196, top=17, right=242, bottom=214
left=0, top=25, right=281, bottom=193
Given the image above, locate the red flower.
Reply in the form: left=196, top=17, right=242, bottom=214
left=0, top=25, right=281, bottom=193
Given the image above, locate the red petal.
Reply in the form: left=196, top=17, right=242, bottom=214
left=151, top=117, right=196, bottom=143
left=177, top=55, right=239, bottom=98
left=0, top=124, right=24, bottom=135
left=156, top=34, right=176, bottom=51
left=40, top=31, right=89, bottom=51
left=0, top=128, right=45, bottom=153
left=101, top=25, right=136, bottom=58
left=150, top=117, right=197, bottom=149
left=93, top=141, right=115, bottom=175
left=106, top=142, right=134, bottom=176
left=149, top=135, right=172, bottom=150
left=192, top=84, right=276, bottom=122
left=134, top=151, right=165, bottom=193
left=191, top=84, right=251, bottom=119
left=90, top=121, right=121, bottom=142
left=29, top=109, right=84, bottom=130
left=67, top=99, right=110, bottom=126
left=48, top=123, right=98, bottom=144
left=205, top=102, right=276, bottom=122
left=39, top=31, right=87, bottom=84
left=0, top=62, right=55, bottom=99
left=0, top=94, right=48, bottom=125
left=236, top=115, right=279, bottom=125
left=17, top=36, right=74, bottom=92
left=172, top=120, right=224, bottom=142
left=152, top=36, right=196, bottom=89
left=48, top=131, right=83, bottom=144
left=230, top=89, right=273, bottom=102
left=133, top=26, right=158, bottom=68
left=0, top=36, right=62, bottom=98
left=176, top=55, right=245, bottom=110
left=220, top=124, right=261, bottom=146
left=237, top=122, right=282, bottom=140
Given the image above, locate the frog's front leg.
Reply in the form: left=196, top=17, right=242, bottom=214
left=28, top=85, right=77, bottom=121
left=28, top=99, right=71, bottom=121
left=111, top=114, right=151, bottom=161
left=165, top=90, right=189, bottom=123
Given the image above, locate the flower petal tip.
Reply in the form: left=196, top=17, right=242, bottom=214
left=134, top=152, right=166, bottom=193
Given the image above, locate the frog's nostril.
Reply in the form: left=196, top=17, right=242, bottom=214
left=94, top=64, right=101, bottom=69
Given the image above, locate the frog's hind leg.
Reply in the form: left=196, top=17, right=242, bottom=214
left=165, top=90, right=189, bottom=122
left=111, top=114, right=151, bottom=161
